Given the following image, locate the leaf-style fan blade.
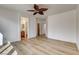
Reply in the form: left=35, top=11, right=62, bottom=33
left=33, top=12, right=38, bottom=15
left=40, top=8, right=48, bottom=11
left=27, top=10, right=35, bottom=12
left=34, top=4, right=39, bottom=11
left=39, top=11, right=44, bottom=15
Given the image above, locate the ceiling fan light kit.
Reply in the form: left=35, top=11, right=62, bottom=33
left=27, top=4, right=48, bottom=15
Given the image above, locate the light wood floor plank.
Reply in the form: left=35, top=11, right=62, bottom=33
left=11, top=36, right=79, bottom=55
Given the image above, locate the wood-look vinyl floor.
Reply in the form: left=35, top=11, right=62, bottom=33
left=11, top=36, right=79, bottom=55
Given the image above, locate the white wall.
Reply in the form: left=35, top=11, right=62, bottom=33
left=76, top=5, right=79, bottom=49
left=0, top=7, right=34, bottom=43
left=47, top=10, right=76, bottom=43
left=0, top=7, right=20, bottom=43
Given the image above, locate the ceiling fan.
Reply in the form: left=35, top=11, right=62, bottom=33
left=27, top=4, right=48, bottom=15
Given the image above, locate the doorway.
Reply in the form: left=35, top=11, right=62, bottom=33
left=37, top=23, right=40, bottom=36
left=36, top=18, right=47, bottom=37
left=20, top=17, right=29, bottom=41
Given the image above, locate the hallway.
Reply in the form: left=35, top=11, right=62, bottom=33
left=12, top=36, right=79, bottom=55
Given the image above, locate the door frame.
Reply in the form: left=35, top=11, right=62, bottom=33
left=20, top=16, right=29, bottom=41
left=35, top=17, right=47, bottom=37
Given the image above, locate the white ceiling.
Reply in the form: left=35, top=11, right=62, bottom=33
left=0, top=4, right=77, bottom=19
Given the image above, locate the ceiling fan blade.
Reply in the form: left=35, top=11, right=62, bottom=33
left=34, top=4, right=39, bottom=11
left=39, top=11, right=44, bottom=15
left=40, top=8, right=48, bottom=11
left=27, top=10, right=35, bottom=12
left=33, top=12, right=38, bottom=15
